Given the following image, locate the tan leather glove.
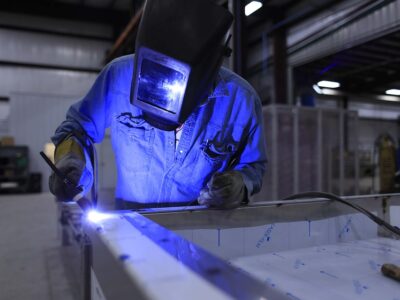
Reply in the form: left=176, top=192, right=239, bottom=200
left=49, top=137, right=92, bottom=201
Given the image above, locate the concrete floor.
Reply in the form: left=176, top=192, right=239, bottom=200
left=0, top=193, right=76, bottom=300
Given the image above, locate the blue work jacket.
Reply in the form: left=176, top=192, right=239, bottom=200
left=52, top=55, right=267, bottom=204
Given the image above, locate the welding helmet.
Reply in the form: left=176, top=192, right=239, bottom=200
left=130, top=0, right=233, bottom=131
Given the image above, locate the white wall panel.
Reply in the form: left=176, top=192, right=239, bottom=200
left=0, top=14, right=118, bottom=193
left=0, top=12, right=113, bottom=38
left=0, top=29, right=111, bottom=69
left=0, top=66, right=98, bottom=98
left=0, top=101, right=10, bottom=134
left=9, top=93, right=78, bottom=192
left=5, top=83, right=119, bottom=194
left=9, top=92, right=117, bottom=193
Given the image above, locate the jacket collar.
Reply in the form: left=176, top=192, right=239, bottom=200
left=207, top=74, right=230, bottom=99
left=197, top=74, right=230, bottom=107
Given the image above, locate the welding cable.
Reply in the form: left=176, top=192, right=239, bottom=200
left=283, top=191, right=400, bottom=237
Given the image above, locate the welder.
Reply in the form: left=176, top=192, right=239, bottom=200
left=49, top=0, right=267, bottom=210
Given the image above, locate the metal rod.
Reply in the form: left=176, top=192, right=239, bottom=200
left=40, top=151, right=75, bottom=187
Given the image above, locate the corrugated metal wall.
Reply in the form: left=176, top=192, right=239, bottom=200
left=0, top=12, right=112, bottom=100
left=0, top=12, right=113, bottom=38
left=9, top=93, right=117, bottom=193
left=9, top=93, right=77, bottom=192
left=0, top=13, right=116, bottom=193
left=0, top=29, right=110, bottom=69
left=0, top=67, right=98, bottom=97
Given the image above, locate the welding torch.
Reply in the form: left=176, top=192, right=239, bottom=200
left=40, top=151, right=93, bottom=212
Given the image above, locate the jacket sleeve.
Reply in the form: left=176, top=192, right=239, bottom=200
left=51, top=62, right=115, bottom=146
left=233, top=92, right=267, bottom=201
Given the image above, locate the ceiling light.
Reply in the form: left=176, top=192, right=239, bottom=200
left=245, top=1, right=262, bottom=16
left=312, top=84, right=322, bottom=94
left=321, top=88, right=341, bottom=96
left=377, top=95, right=400, bottom=102
left=385, top=89, right=400, bottom=96
left=317, top=80, right=340, bottom=89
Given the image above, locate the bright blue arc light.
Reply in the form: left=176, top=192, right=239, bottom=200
left=87, top=210, right=114, bottom=223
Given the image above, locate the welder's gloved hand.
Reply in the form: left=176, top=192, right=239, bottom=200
left=198, top=171, right=247, bottom=209
left=49, top=137, right=93, bottom=202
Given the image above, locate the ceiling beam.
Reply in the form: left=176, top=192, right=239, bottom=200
left=336, top=57, right=400, bottom=79
left=106, top=6, right=143, bottom=62
left=341, top=69, right=400, bottom=93
left=108, top=0, right=117, bottom=9
left=360, top=44, right=400, bottom=57
left=0, top=0, right=130, bottom=25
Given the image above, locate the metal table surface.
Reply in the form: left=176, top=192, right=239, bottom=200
left=62, top=193, right=400, bottom=299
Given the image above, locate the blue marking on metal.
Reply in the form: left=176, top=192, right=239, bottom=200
left=353, top=280, right=368, bottom=295
left=217, top=228, right=221, bottom=247
left=338, top=217, right=352, bottom=238
left=368, top=260, right=380, bottom=271
left=119, top=254, right=130, bottom=262
left=265, top=278, right=276, bottom=288
left=379, top=246, right=392, bottom=253
left=272, top=252, right=286, bottom=259
left=308, top=220, right=311, bottom=237
left=335, top=251, right=351, bottom=258
left=320, top=270, right=339, bottom=279
left=256, top=224, right=275, bottom=248
left=294, top=259, right=306, bottom=269
left=286, top=292, right=302, bottom=300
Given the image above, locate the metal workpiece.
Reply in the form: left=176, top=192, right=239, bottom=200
left=83, top=211, right=286, bottom=300
left=140, top=194, right=400, bottom=300
left=142, top=194, right=400, bottom=231
left=66, top=194, right=400, bottom=300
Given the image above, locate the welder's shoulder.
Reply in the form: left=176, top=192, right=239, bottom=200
left=219, top=67, right=261, bottom=107
left=106, top=54, right=134, bottom=75
left=103, top=54, right=134, bottom=94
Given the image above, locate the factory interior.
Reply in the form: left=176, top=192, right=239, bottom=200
left=1, top=0, right=400, bottom=299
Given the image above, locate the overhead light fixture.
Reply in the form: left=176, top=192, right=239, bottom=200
left=385, top=89, right=400, bottom=96
left=317, top=80, right=340, bottom=89
left=377, top=95, right=400, bottom=102
left=321, top=88, right=341, bottom=96
left=312, top=84, right=322, bottom=94
left=245, top=1, right=263, bottom=16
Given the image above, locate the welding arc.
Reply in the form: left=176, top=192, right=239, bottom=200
left=284, top=191, right=400, bottom=237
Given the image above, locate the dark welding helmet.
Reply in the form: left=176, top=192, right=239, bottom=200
left=130, top=0, right=233, bottom=131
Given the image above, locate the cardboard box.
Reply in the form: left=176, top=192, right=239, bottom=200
left=1, top=136, right=15, bottom=146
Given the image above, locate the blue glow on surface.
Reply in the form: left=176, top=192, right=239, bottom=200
left=138, top=58, right=186, bottom=113
left=86, top=210, right=114, bottom=223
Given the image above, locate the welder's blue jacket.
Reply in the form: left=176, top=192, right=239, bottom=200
left=52, top=55, right=267, bottom=204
